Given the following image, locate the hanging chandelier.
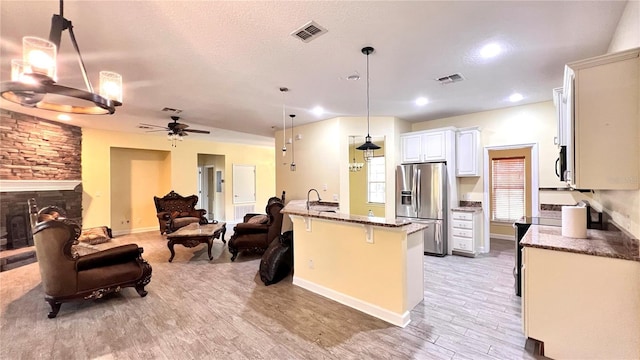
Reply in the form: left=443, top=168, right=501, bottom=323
left=0, top=0, right=123, bottom=115
left=289, top=114, right=296, bottom=171
left=167, top=133, right=184, bottom=148
left=356, top=46, right=380, bottom=162
left=280, top=87, right=289, bottom=158
left=348, top=136, right=364, bottom=172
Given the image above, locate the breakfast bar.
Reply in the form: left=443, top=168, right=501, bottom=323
left=282, top=200, right=428, bottom=327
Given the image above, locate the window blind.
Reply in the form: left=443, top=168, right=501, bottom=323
left=491, top=157, right=525, bottom=221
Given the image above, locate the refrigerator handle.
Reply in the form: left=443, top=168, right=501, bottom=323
left=412, top=169, right=417, bottom=215
left=416, top=168, right=421, bottom=215
left=434, top=221, right=442, bottom=249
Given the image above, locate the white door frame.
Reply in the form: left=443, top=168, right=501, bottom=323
left=482, top=143, right=539, bottom=253
left=198, top=165, right=215, bottom=219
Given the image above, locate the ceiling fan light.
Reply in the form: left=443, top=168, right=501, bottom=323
left=99, top=71, right=122, bottom=102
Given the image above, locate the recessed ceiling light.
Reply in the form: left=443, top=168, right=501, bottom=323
left=57, top=114, right=71, bottom=121
left=415, top=97, right=429, bottom=106
left=509, top=93, right=524, bottom=102
left=480, top=43, right=502, bottom=59
left=311, top=106, right=324, bottom=116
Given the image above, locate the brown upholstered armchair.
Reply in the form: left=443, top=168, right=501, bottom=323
left=228, top=197, right=284, bottom=261
left=31, top=205, right=152, bottom=318
left=154, top=191, right=208, bottom=234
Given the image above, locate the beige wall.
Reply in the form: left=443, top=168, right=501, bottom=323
left=110, top=148, right=171, bottom=233
left=412, top=101, right=579, bottom=206
left=587, top=1, right=640, bottom=238
left=82, top=128, right=275, bottom=230
left=275, top=116, right=410, bottom=218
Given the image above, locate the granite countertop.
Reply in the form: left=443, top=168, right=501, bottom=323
left=521, top=225, right=639, bottom=262
left=282, top=200, right=428, bottom=233
left=452, top=207, right=483, bottom=213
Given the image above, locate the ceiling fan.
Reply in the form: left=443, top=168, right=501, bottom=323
left=140, top=116, right=211, bottom=137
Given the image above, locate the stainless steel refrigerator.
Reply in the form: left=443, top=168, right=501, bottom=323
left=396, top=163, right=447, bottom=256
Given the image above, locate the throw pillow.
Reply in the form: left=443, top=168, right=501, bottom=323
left=78, top=226, right=112, bottom=245
left=247, top=214, right=269, bottom=224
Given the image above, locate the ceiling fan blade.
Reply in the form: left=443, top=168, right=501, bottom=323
left=174, top=123, right=189, bottom=130
left=183, top=129, right=211, bottom=134
left=146, top=129, right=169, bottom=133
left=139, top=123, right=168, bottom=129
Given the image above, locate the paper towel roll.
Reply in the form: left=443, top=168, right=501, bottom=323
left=562, top=206, right=587, bottom=238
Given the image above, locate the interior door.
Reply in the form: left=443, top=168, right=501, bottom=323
left=232, top=164, right=256, bottom=204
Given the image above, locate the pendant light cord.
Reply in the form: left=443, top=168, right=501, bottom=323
left=366, top=52, right=370, bottom=137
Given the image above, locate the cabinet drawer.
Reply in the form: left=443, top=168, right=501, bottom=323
left=452, top=212, right=473, bottom=221
left=451, top=228, right=472, bottom=238
left=452, top=219, right=473, bottom=230
left=452, top=236, right=473, bottom=252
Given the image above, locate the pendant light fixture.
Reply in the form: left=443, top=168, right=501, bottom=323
left=289, top=114, right=296, bottom=171
left=348, top=136, right=364, bottom=172
left=280, top=87, right=289, bottom=158
left=0, top=0, right=123, bottom=115
left=356, top=46, right=380, bottom=162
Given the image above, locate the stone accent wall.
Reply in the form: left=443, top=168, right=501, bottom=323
left=0, top=109, right=82, bottom=180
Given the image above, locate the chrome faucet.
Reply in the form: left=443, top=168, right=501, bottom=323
left=307, top=188, right=321, bottom=210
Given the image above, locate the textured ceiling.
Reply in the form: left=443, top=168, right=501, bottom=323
left=0, top=1, right=627, bottom=145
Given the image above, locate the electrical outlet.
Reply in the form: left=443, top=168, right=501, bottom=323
left=333, top=194, right=338, bottom=201
left=308, top=259, right=314, bottom=269
left=323, top=184, right=328, bottom=191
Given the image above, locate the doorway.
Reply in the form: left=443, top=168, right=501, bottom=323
left=482, top=143, right=539, bottom=253
left=197, top=154, right=225, bottom=221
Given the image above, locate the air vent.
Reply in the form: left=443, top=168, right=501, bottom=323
left=161, top=107, right=183, bottom=114
left=436, top=73, right=465, bottom=84
left=291, top=21, right=328, bottom=43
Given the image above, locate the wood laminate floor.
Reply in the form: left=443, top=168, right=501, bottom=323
left=0, top=232, right=542, bottom=359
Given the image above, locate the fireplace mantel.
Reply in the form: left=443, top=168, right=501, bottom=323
left=0, top=180, right=81, bottom=192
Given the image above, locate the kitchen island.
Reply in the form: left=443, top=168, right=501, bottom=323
left=282, top=200, right=428, bottom=327
left=521, top=224, right=640, bottom=359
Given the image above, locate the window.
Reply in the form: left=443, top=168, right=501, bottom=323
left=368, top=156, right=385, bottom=203
left=491, top=157, right=525, bottom=221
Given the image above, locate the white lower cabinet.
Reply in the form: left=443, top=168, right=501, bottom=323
left=522, top=247, right=640, bottom=359
left=450, top=209, right=481, bottom=256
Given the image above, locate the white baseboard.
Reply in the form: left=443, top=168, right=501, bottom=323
left=112, top=226, right=157, bottom=237
left=490, top=234, right=515, bottom=241
left=293, top=276, right=410, bottom=328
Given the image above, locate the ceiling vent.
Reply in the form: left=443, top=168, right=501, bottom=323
left=435, top=73, right=465, bottom=85
left=291, top=21, right=328, bottom=43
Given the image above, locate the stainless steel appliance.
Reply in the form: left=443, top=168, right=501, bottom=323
left=396, top=163, right=447, bottom=256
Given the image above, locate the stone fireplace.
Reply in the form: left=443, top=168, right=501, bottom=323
left=0, top=110, right=83, bottom=253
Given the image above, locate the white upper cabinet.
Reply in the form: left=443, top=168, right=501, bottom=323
left=552, top=87, right=568, bottom=148
left=400, top=133, right=423, bottom=163
left=400, top=129, right=451, bottom=163
left=565, top=47, right=639, bottom=190
left=423, top=131, right=447, bottom=161
left=456, top=127, right=481, bottom=177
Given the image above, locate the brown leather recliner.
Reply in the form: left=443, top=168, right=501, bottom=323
left=154, top=191, right=208, bottom=234
left=32, top=205, right=152, bottom=318
left=228, top=197, right=284, bottom=261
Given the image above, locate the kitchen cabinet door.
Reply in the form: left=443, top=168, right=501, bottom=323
left=401, top=133, right=423, bottom=163
left=423, top=131, right=446, bottom=161
left=456, top=128, right=480, bottom=177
